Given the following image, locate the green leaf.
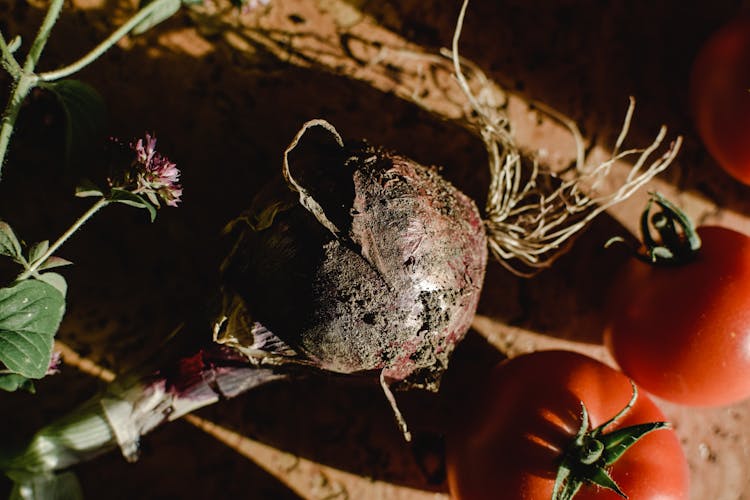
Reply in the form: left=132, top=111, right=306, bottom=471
left=10, top=471, right=83, bottom=500
left=586, top=466, right=626, bottom=498
left=0, top=280, right=65, bottom=379
left=0, top=373, right=35, bottom=393
left=37, top=273, right=67, bottom=298
left=27, top=241, right=49, bottom=267
left=552, top=469, right=582, bottom=500
left=45, top=79, right=106, bottom=168
left=133, top=0, right=182, bottom=35
left=602, top=421, right=670, bottom=465
left=36, top=257, right=73, bottom=272
left=552, top=464, right=572, bottom=500
left=75, top=179, right=104, bottom=198
left=108, top=188, right=157, bottom=222
left=0, top=220, right=22, bottom=259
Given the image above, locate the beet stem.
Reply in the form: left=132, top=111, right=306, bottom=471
left=2, top=343, right=288, bottom=478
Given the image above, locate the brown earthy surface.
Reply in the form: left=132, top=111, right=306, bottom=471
left=1, top=0, right=750, bottom=499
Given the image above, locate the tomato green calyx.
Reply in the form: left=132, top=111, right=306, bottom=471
left=551, top=382, right=670, bottom=500
left=606, top=192, right=701, bottom=265
left=637, top=192, right=701, bottom=265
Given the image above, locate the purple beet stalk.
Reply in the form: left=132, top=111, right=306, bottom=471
left=2, top=342, right=288, bottom=479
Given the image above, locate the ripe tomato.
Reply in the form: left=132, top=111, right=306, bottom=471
left=605, top=225, right=750, bottom=407
left=445, top=350, right=689, bottom=500
left=690, top=16, right=750, bottom=184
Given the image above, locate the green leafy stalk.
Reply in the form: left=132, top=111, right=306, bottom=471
left=23, top=0, right=66, bottom=72
left=2, top=342, right=286, bottom=481
left=0, top=34, right=22, bottom=79
left=551, top=383, right=670, bottom=500
left=13, top=186, right=159, bottom=282
left=2, top=396, right=116, bottom=475
left=0, top=0, right=65, bottom=178
left=16, top=197, right=108, bottom=281
left=0, top=74, right=37, bottom=178
left=0, top=177, right=169, bottom=389
left=38, top=0, right=182, bottom=83
left=0, top=0, right=185, bottom=178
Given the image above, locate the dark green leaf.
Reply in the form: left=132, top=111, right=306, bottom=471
left=602, top=421, right=670, bottom=465
left=36, top=257, right=73, bottom=272
left=552, top=471, right=582, bottom=500
left=27, top=241, right=49, bottom=267
left=9, top=472, right=83, bottom=500
left=0, top=280, right=65, bottom=378
left=133, top=0, right=182, bottom=35
left=45, top=79, right=106, bottom=168
left=0, top=373, right=35, bottom=393
left=585, top=466, right=626, bottom=498
left=552, top=464, right=572, bottom=500
left=109, top=188, right=157, bottom=222
left=0, top=220, right=22, bottom=259
left=75, top=179, right=104, bottom=198
left=574, top=402, right=590, bottom=443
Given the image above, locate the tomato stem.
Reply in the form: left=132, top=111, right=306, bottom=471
left=606, top=193, right=701, bottom=266
left=551, top=382, right=671, bottom=500
left=637, top=193, right=701, bottom=265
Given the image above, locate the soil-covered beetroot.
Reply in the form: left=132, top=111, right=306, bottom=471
left=1, top=123, right=488, bottom=481
left=221, top=122, right=487, bottom=390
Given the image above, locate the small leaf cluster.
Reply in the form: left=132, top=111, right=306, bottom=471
left=0, top=223, right=67, bottom=392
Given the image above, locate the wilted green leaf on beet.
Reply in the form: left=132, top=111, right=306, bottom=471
left=0, top=280, right=65, bottom=379
left=45, top=79, right=106, bottom=167
left=109, top=188, right=157, bottom=222
left=0, top=373, right=35, bottom=393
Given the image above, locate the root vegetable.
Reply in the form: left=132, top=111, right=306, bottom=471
left=219, top=120, right=487, bottom=391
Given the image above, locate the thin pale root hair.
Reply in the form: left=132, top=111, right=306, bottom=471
left=449, top=0, right=681, bottom=276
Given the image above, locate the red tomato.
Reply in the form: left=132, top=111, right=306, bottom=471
left=605, top=225, right=750, bottom=407
left=445, top=350, right=689, bottom=500
left=690, top=16, right=750, bottom=184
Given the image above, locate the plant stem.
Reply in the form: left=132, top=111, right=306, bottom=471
left=0, top=73, right=37, bottom=178
left=0, top=0, right=65, bottom=178
left=0, top=0, right=180, bottom=177
left=39, top=0, right=177, bottom=82
left=0, top=32, right=22, bottom=79
left=17, top=197, right=109, bottom=280
left=24, top=0, right=66, bottom=72
left=3, top=343, right=288, bottom=475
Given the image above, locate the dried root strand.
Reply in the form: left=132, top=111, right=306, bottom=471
left=448, top=0, right=682, bottom=276
left=481, top=100, right=681, bottom=276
